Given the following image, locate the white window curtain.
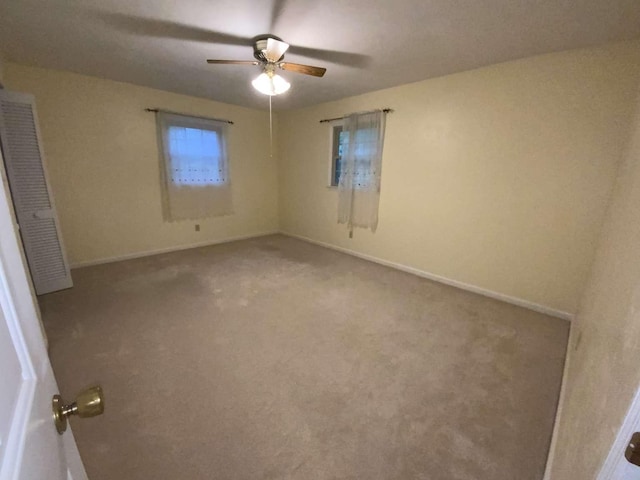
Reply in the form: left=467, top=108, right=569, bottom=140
left=337, top=110, right=386, bottom=234
left=156, top=112, right=233, bottom=221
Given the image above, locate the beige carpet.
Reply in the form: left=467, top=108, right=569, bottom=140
left=39, top=235, right=568, bottom=480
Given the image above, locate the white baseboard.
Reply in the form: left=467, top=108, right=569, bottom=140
left=72, top=229, right=575, bottom=321
left=282, top=231, right=574, bottom=321
left=542, top=325, right=573, bottom=479
left=70, top=231, right=279, bottom=269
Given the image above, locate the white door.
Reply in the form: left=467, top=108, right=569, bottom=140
left=0, top=90, right=72, bottom=295
left=597, top=387, right=640, bottom=479
left=611, top=461, right=640, bottom=480
left=0, top=147, right=86, bottom=479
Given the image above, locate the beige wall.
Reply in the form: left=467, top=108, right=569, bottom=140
left=4, top=64, right=279, bottom=266
left=549, top=93, right=640, bottom=478
left=277, top=41, right=640, bottom=315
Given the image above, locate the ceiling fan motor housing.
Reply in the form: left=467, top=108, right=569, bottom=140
left=253, top=34, right=285, bottom=62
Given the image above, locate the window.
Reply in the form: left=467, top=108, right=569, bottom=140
left=166, top=125, right=227, bottom=186
left=330, top=122, right=379, bottom=189
left=330, top=123, right=347, bottom=187
left=157, top=112, right=233, bottom=222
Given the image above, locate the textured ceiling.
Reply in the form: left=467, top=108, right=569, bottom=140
left=1, top=0, right=640, bottom=111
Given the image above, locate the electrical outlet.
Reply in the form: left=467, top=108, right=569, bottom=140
left=195, top=224, right=200, bottom=232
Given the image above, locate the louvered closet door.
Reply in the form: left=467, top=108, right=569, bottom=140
left=0, top=91, right=72, bottom=295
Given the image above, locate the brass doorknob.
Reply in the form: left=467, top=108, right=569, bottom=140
left=52, top=385, right=104, bottom=434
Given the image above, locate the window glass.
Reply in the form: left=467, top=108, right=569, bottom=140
left=332, top=126, right=349, bottom=186
left=167, top=126, right=226, bottom=186
left=331, top=125, right=377, bottom=188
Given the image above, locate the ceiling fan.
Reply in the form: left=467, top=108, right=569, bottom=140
left=206, top=34, right=327, bottom=96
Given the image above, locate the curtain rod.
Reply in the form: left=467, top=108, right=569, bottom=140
left=145, top=108, right=234, bottom=125
left=319, top=108, right=393, bottom=124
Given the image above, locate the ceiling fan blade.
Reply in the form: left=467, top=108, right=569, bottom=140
left=265, top=38, right=289, bottom=62
left=93, top=12, right=250, bottom=46
left=288, top=45, right=370, bottom=68
left=279, top=63, right=326, bottom=77
left=269, top=0, right=288, bottom=32
left=207, top=60, right=260, bottom=65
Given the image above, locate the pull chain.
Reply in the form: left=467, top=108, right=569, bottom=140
left=269, top=95, right=273, bottom=158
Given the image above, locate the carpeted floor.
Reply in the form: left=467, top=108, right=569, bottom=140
left=39, top=235, right=568, bottom=480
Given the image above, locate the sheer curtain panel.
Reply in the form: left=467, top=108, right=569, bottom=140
left=156, top=112, right=233, bottom=221
left=337, top=110, right=386, bottom=234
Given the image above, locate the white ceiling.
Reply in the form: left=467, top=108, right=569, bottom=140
left=1, top=0, right=639, bottom=111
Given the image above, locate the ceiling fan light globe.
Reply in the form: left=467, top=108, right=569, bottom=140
left=252, top=72, right=290, bottom=96
left=271, top=74, right=291, bottom=95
